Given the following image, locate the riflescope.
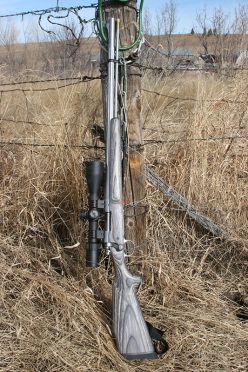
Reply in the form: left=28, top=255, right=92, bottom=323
left=80, top=160, right=104, bottom=267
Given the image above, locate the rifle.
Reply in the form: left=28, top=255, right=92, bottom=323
left=81, top=18, right=168, bottom=360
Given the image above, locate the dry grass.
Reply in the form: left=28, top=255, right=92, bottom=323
left=0, top=68, right=248, bottom=371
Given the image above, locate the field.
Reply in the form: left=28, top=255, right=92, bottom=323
left=0, top=49, right=248, bottom=371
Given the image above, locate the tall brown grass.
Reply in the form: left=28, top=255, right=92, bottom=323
left=0, top=69, right=247, bottom=371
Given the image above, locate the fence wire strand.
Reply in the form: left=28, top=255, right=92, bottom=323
left=142, top=88, right=247, bottom=105
left=0, top=140, right=104, bottom=150
left=0, top=134, right=247, bottom=149
left=0, top=4, right=97, bottom=18
left=0, top=76, right=245, bottom=105
left=0, top=76, right=101, bottom=93
left=0, top=76, right=100, bottom=87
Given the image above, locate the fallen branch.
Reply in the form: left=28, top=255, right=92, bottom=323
left=145, top=166, right=225, bottom=237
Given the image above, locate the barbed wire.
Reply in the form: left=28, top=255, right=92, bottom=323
left=0, top=66, right=246, bottom=94
left=0, top=81, right=81, bottom=93
left=0, top=117, right=85, bottom=128
left=0, top=75, right=99, bottom=87
left=0, top=75, right=245, bottom=105
left=0, top=134, right=247, bottom=149
left=1, top=110, right=245, bottom=136
left=0, top=140, right=104, bottom=149
left=143, top=134, right=248, bottom=145
left=0, top=117, right=98, bottom=129
left=136, top=61, right=248, bottom=74
left=142, top=88, right=247, bottom=105
left=0, top=118, right=50, bottom=127
left=0, top=4, right=97, bottom=19
left=0, top=75, right=101, bottom=93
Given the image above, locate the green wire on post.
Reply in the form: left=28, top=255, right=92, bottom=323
left=98, top=0, right=144, bottom=51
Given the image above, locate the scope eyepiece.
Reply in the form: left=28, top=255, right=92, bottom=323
left=86, top=242, right=100, bottom=267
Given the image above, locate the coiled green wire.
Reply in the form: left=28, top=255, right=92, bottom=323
left=98, top=0, right=144, bottom=51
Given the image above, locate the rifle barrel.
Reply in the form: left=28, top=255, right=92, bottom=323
left=104, top=18, right=116, bottom=250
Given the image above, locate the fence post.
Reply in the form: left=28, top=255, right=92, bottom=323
left=100, top=1, right=146, bottom=255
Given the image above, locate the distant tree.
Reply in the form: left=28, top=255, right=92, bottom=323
left=0, top=19, right=18, bottom=72
left=156, top=0, right=177, bottom=56
left=233, top=3, right=248, bottom=36
left=207, top=28, right=213, bottom=36
left=231, top=3, right=248, bottom=53
left=190, top=28, right=195, bottom=35
left=211, top=7, right=230, bottom=63
left=195, top=8, right=209, bottom=53
left=143, top=8, right=153, bottom=37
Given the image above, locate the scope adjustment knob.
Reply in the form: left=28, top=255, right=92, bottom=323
left=89, top=208, right=99, bottom=220
left=80, top=209, right=88, bottom=220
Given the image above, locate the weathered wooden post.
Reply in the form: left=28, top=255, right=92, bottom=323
left=100, top=0, right=146, bottom=255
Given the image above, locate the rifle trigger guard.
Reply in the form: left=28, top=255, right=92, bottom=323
left=124, top=239, right=135, bottom=256
left=112, top=242, right=122, bottom=252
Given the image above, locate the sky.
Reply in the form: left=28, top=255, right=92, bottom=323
left=0, top=0, right=245, bottom=39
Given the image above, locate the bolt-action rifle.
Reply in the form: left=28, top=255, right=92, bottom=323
left=81, top=18, right=168, bottom=360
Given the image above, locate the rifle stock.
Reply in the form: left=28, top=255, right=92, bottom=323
left=109, top=118, right=157, bottom=359
left=111, top=248, right=157, bottom=359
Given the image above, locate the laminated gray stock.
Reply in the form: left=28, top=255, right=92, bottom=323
left=109, top=118, right=157, bottom=359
